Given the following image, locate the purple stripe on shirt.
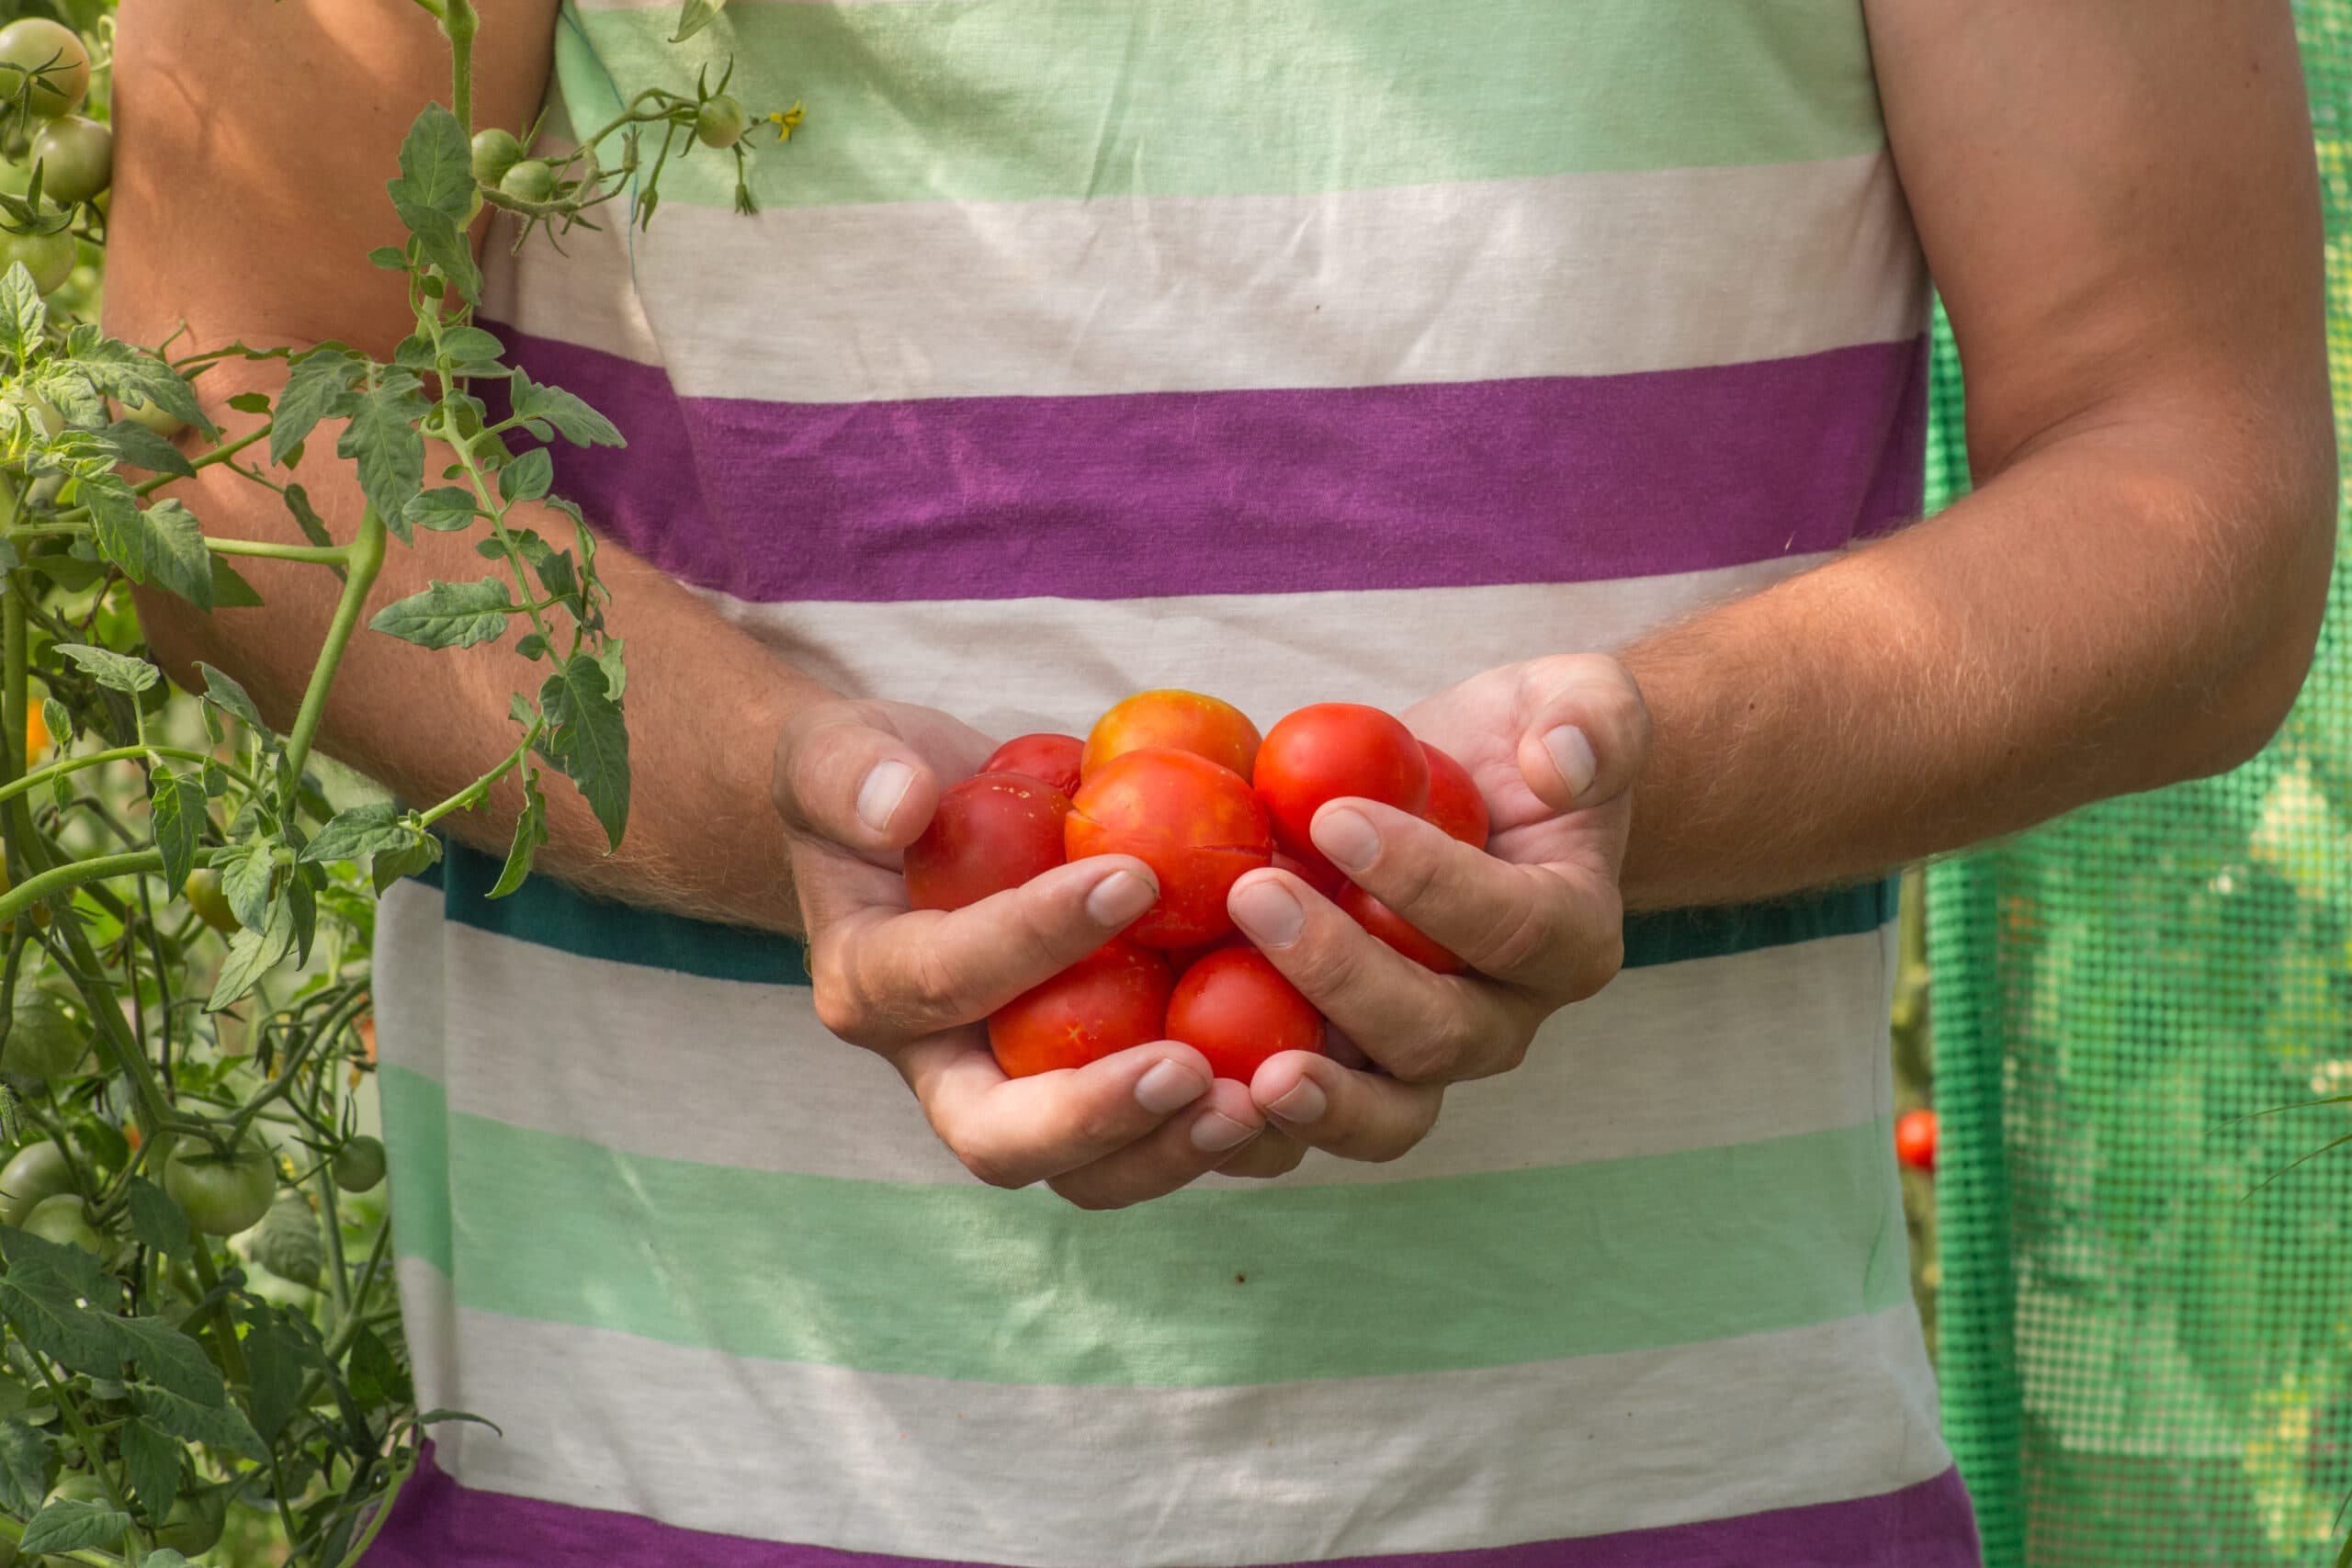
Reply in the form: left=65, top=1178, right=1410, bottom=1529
left=361, top=1447, right=1980, bottom=1567
left=483, top=329, right=1928, bottom=604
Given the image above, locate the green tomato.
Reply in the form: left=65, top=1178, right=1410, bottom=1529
left=45, top=1471, right=109, bottom=1506
left=499, top=158, right=558, bottom=204
left=0, top=20, right=89, bottom=120
left=0, top=1140, right=72, bottom=1226
left=2, top=990, right=88, bottom=1081
left=153, top=1487, right=226, bottom=1555
left=28, top=114, right=107, bottom=205
left=116, top=393, right=187, bottom=440
left=695, top=94, right=748, bottom=150
left=332, top=1134, right=388, bottom=1195
left=164, top=1141, right=276, bottom=1236
left=0, top=226, right=74, bottom=296
left=183, top=868, right=240, bottom=935
left=470, top=127, right=525, bottom=188
left=21, top=1193, right=101, bottom=1255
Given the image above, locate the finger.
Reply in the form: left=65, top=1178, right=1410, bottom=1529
left=1227, top=865, right=1532, bottom=1084
left=772, top=703, right=943, bottom=854
left=1508, top=655, right=1650, bottom=815
left=1250, top=1051, right=1444, bottom=1162
left=1308, top=799, right=1620, bottom=998
left=809, top=855, right=1159, bottom=1046
left=1047, top=1077, right=1272, bottom=1210
left=1215, top=1125, right=1308, bottom=1180
left=901, top=1036, right=1228, bottom=1191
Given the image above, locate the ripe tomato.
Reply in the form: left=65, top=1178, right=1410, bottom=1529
left=0, top=226, right=74, bottom=296
left=1082, top=690, right=1261, bottom=781
left=333, top=1134, right=388, bottom=1194
left=499, top=158, right=559, bottom=204
left=902, top=772, right=1072, bottom=913
left=989, top=940, right=1173, bottom=1077
left=1338, top=883, right=1464, bottom=976
left=1067, top=748, right=1271, bottom=946
left=1253, top=704, right=1430, bottom=883
left=0, top=1139, right=73, bottom=1226
left=0, top=20, right=88, bottom=119
left=164, top=1141, right=277, bottom=1236
left=1165, top=948, right=1324, bottom=1082
left=696, top=94, right=750, bottom=149
left=1420, top=742, right=1489, bottom=847
left=983, top=732, right=1084, bottom=797
left=22, top=1192, right=100, bottom=1254
left=1895, top=1109, right=1938, bottom=1174
left=470, top=127, right=526, bottom=188
left=28, top=113, right=106, bottom=204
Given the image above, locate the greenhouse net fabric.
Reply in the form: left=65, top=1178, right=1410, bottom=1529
left=1925, top=6, right=2352, bottom=1565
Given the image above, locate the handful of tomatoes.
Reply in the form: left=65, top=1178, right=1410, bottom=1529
left=902, top=691, right=1490, bottom=1081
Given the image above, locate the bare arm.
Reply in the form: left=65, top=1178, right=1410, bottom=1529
left=1617, top=0, right=2335, bottom=908
left=108, top=0, right=830, bottom=928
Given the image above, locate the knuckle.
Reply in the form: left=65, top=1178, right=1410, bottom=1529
left=1468, top=885, right=1555, bottom=976
left=952, top=1139, right=1030, bottom=1191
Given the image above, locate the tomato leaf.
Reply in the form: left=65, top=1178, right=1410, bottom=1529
left=282, top=481, right=339, bottom=558
left=510, top=368, right=623, bottom=448
left=17, top=1495, right=130, bottom=1554
left=125, top=1178, right=190, bottom=1262
left=371, top=832, right=442, bottom=895
left=498, top=446, right=552, bottom=503
left=489, top=773, right=548, bottom=898
left=240, top=1307, right=310, bottom=1443
left=207, top=896, right=297, bottom=1013
left=210, top=554, right=266, bottom=608
left=108, top=1316, right=226, bottom=1408
left=148, top=767, right=202, bottom=890
left=130, top=1382, right=266, bottom=1461
left=0, top=1230, right=123, bottom=1375
left=272, top=348, right=363, bottom=468
left=0, top=263, right=45, bottom=368
left=673, top=0, right=727, bottom=42
left=387, top=105, right=483, bottom=305
left=369, top=578, right=513, bottom=650
left=403, top=486, right=480, bottom=533
left=0, top=1417, right=46, bottom=1517
left=55, top=643, right=159, bottom=695
left=91, top=418, right=195, bottom=479
left=83, top=479, right=212, bottom=610
left=195, top=662, right=267, bottom=738
left=62, top=339, right=211, bottom=438
left=337, top=371, right=430, bottom=536
left=117, top=1416, right=178, bottom=1526
left=540, top=654, right=629, bottom=850
left=300, top=803, right=410, bottom=865
left=220, top=840, right=275, bottom=930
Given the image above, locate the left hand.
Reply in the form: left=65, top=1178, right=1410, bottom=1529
left=1212, top=654, right=1650, bottom=1179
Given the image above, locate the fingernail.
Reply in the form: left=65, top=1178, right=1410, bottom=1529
left=1085, top=869, right=1159, bottom=928
left=1313, top=807, right=1381, bottom=874
left=1544, top=725, right=1597, bottom=802
left=1136, top=1058, right=1208, bottom=1115
left=1191, top=1111, right=1259, bottom=1153
left=855, top=761, right=916, bottom=832
left=1230, top=877, right=1305, bottom=948
left=1268, top=1078, right=1328, bottom=1124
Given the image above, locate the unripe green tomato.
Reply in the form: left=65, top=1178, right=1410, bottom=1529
left=695, top=94, right=748, bottom=150
left=163, top=1141, right=276, bottom=1236
left=183, top=868, right=240, bottom=935
left=28, top=114, right=107, bottom=204
left=0, top=1139, right=72, bottom=1226
left=0, top=20, right=89, bottom=120
left=21, top=1192, right=101, bottom=1254
left=45, top=1471, right=109, bottom=1506
left=2, top=991, right=87, bottom=1082
left=469, top=127, right=525, bottom=188
left=0, top=226, right=73, bottom=296
left=333, top=1134, right=388, bottom=1194
left=499, top=158, right=558, bottom=204
left=153, top=1488, right=227, bottom=1555
left=116, top=393, right=187, bottom=440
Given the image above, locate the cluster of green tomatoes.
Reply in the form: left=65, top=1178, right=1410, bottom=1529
left=0, top=17, right=107, bottom=298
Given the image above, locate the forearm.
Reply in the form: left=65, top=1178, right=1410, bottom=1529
left=136, top=354, right=832, bottom=931
left=1618, top=416, right=2335, bottom=910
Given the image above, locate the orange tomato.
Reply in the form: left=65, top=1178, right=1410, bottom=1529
left=1082, top=690, right=1261, bottom=781
left=1895, top=1109, right=1938, bottom=1173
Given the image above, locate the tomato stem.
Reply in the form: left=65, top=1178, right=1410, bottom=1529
left=279, top=504, right=387, bottom=793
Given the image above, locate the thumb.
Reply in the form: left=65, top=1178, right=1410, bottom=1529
left=1511, top=655, right=1651, bottom=815
left=772, top=703, right=944, bottom=853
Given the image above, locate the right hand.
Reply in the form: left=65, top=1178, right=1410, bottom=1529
left=771, top=698, right=1271, bottom=1208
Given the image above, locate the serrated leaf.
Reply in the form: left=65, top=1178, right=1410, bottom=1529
left=206, top=895, right=295, bottom=1013
left=404, top=486, right=479, bottom=533
left=0, top=1233, right=123, bottom=1376
left=239, top=1305, right=311, bottom=1443
left=195, top=662, right=266, bottom=736
left=390, top=201, right=481, bottom=309
left=673, top=0, right=727, bottom=41
left=39, top=697, right=65, bottom=750
left=18, top=1495, right=130, bottom=1553
left=85, top=484, right=211, bottom=610
left=55, top=643, right=159, bottom=695
left=346, top=1323, right=411, bottom=1405
left=369, top=578, right=512, bottom=650
left=510, top=368, right=624, bottom=448
left=0, top=263, right=44, bottom=367
left=109, top=1316, right=224, bottom=1408
left=498, top=446, right=552, bottom=502
left=92, top=418, right=195, bottom=479
left=389, top=102, right=474, bottom=224
left=125, top=1178, right=190, bottom=1261
left=220, top=842, right=273, bottom=930
left=0, top=1418, right=43, bottom=1517
left=337, top=372, right=430, bottom=532
left=299, top=802, right=410, bottom=864
left=594, top=637, right=628, bottom=703
left=129, top=1383, right=266, bottom=1461
left=211, top=555, right=266, bottom=608
left=541, top=655, right=629, bottom=851
left=149, top=768, right=202, bottom=889
left=118, top=1417, right=177, bottom=1524
left=533, top=547, right=580, bottom=609
left=370, top=833, right=440, bottom=896
left=272, top=348, right=362, bottom=468
left=490, top=774, right=548, bottom=897
left=438, top=325, right=504, bottom=364
left=66, top=339, right=209, bottom=437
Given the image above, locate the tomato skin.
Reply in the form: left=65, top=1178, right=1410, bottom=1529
left=695, top=94, right=750, bottom=149
left=22, top=1193, right=100, bottom=1254
left=0, top=226, right=73, bottom=296
left=1082, top=690, right=1261, bottom=781
left=1067, top=748, right=1272, bottom=947
left=0, top=20, right=88, bottom=119
left=499, top=158, right=559, bottom=204
left=1165, top=948, right=1324, bottom=1082
left=1338, top=883, right=1464, bottom=975
left=1895, top=1109, right=1938, bottom=1174
left=153, top=1489, right=227, bottom=1555
left=116, top=394, right=186, bottom=440
left=1270, top=848, right=1346, bottom=901
left=1253, top=704, right=1430, bottom=883
left=184, top=868, right=240, bottom=935
left=982, top=733, right=1084, bottom=797
left=28, top=114, right=107, bottom=204
left=164, top=1142, right=277, bottom=1236
left=903, top=772, right=1072, bottom=913
left=0, top=1140, right=73, bottom=1226
left=332, top=1134, right=388, bottom=1194
left=2, top=990, right=86, bottom=1080
left=470, top=128, right=526, bottom=188
left=989, top=940, right=1173, bottom=1077
left=1419, top=742, right=1489, bottom=847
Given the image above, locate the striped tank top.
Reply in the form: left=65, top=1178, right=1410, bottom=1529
left=364, top=1, right=1982, bottom=1562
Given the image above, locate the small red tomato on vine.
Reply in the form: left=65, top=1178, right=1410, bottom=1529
left=1895, top=1109, right=1938, bottom=1174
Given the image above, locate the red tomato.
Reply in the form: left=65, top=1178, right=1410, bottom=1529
left=1253, top=704, right=1430, bottom=883
left=1067, top=749, right=1272, bottom=946
left=1895, top=1109, right=1938, bottom=1174
left=1420, top=742, right=1489, bottom=847
left=903, top=772, right=1072, bottom=912
left=1337, top=883, right=1464, bottom=975
left=1271, top=848, right=1346, bottom=901
left=1165, top=947, right=1325, bottom=1082
left=989, top=941, right=1173, bottom=1077
left=983, top=733, right=1084, bottom=796
left=1083, top=690, right=1261, bottom=780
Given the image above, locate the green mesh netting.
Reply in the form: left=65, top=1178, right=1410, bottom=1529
left=1927, top=7, right=2352, bottom=1565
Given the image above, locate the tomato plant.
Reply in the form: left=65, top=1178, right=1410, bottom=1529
left=981, top=731, right=1083, bottom=797
left=988, top=940, right=1173, bottom=1077
left=902, top=772, right=1073, bottom=912
left=1081, top=688, right=1261, bottom=781
left=1164, top=947, right=1324, bottom=1082
left=1067, top=747, right=1272, bottom=947
left=1253, top=704, right=1430, bottom=883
